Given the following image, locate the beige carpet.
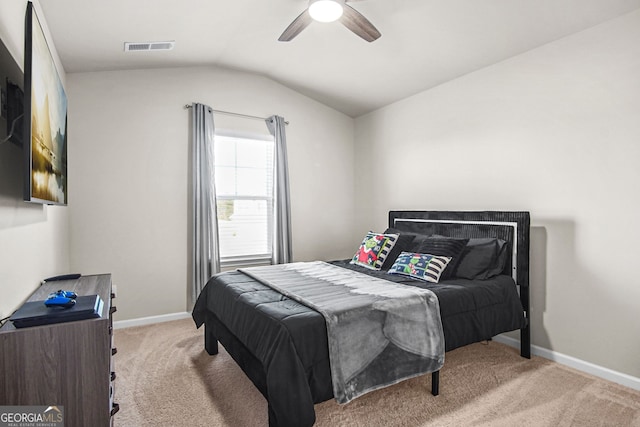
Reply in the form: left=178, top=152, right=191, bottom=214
left=113, top=318, right=640, bottom=426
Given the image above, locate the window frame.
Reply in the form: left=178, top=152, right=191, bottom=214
left=213, top=129, right=275, bottom=268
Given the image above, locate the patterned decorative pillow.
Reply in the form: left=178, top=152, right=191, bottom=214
left=387, top=252, right=452, bottom=283
left=350, top=232, right=399, bottom=270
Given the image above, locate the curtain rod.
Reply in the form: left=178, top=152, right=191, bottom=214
left=184, top=104, right=289, bottom=125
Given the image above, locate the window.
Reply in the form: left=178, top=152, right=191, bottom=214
left=214, top=132, right=274, bottom=265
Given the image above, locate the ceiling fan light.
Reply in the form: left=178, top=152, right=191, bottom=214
left=309, top=0, right=344, bottom=23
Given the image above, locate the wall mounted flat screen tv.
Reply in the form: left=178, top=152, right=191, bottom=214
left=24, top=1, right=68, bottom=205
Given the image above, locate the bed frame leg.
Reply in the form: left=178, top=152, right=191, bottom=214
left=205, top=323, right=219, bottom=355
left=431, top=371, right=439, bottom=396
left=521, top=319, right=531, bottom=359
left=520, top=283, right=531, bottom=359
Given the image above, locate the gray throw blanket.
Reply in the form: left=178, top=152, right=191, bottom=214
left=240, top=261, right=444, bottom=403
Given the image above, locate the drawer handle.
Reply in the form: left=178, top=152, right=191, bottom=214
left=111, top=292, right=116, bottom=299
left=111, top=371, right=116, bottom=382
left=110, top=403, right=120, bottom=417
left=112, top=347, right=118, bottom=356
left=110, top=306, right=117, bottom=315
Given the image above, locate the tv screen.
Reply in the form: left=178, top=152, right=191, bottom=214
left=24, top=1, right=68, bottom=205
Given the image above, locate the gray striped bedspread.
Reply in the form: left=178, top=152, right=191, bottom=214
left=240, top=261, right=445, bottom=403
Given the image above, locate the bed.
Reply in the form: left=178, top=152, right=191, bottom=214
left=192, top=210, right=530, bottom=427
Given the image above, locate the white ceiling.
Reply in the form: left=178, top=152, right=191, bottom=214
left=40, top=0, right=640, bottom=117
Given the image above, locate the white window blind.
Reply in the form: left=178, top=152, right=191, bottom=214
left=214, top=133, right=274, bottom=263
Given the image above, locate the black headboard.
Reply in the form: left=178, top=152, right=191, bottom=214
left=388, top=211, right=530, bottom=289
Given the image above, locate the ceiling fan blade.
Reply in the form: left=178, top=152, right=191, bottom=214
left=340, top=4, right=381, bottom=42
left=278, top=9, right=313, bottom=42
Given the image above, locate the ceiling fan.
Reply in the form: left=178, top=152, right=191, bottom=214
left=279, top=0, right=381, bottom=43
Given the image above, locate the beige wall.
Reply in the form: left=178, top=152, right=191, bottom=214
left=355, top=10, right=640, bottom=378
left=0, top=1, right=70, bottom=319
left=66, top=66, right=356, bottom=321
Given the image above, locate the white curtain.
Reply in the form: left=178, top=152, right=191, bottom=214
left=266, top=115, right=292, bottom=264
left=191, top=103, right=220, bottom=304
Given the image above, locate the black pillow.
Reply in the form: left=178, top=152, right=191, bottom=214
left=488, top=238, right=509, bottom=277
left=384, top=227, right=424, bottom=238
left=413, top=237, right=469, bottom=280
left=381, top=230, right=416, bottom=270
left=384, top=228, right=433, bottom=252
left=454, top=238, right=508, bottom=279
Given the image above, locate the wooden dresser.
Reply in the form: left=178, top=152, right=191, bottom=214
left=0, top=274, right=119, bottom=426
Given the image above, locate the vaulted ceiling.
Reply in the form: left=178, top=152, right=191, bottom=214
left=40, top=0, right=640, bottom=117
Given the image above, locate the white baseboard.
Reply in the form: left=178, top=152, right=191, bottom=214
left=493, top=334, right=640, bottom=392
left=113, top=312, right=191, bottom=330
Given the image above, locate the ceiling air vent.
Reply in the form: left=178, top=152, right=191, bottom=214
left=124, top=41, right=175, bottom=52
